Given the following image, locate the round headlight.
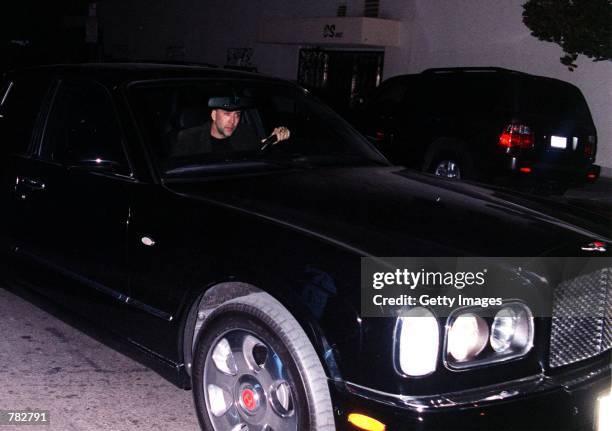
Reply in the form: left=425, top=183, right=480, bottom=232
left=490, top=305, right=532, bottom=354
left=447, top=313, right=489, bottom=362
left=490, top=307, right=517, bottom=352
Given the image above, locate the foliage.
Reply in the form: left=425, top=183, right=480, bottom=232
left=522, top=0, right=612, bottom=70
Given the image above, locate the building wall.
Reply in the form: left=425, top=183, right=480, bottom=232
left=100, top=0, right=611, bottom=170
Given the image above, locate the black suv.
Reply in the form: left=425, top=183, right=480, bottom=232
left=358, top=67, right=600, bottom=190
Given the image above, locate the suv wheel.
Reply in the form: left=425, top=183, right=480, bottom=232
left=192, top=293, right=335, bottom=431
left=433, top=159, right=462, bottom=179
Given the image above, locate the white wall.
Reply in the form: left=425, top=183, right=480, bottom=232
left=100, top=0, right=611, bottom=170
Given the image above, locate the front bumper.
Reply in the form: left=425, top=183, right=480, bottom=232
left=331, top=356, right=610, bottom=431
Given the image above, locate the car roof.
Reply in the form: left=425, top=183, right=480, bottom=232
left=3, top=63, right=287, bottom=86
left=383, top=66, right=581, bottom=92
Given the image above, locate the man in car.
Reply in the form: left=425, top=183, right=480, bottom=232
left=172, top=96, right=290, bottom=156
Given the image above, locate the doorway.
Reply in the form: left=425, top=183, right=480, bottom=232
left=297, top=49, right=384, bottom=116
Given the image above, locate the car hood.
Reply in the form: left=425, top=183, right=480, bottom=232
left=165, top=166, right=610, bottom=257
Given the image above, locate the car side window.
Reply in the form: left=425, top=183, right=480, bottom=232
left=40, top=80, right=129, bottom=174
left=0, top=78, right=50, bottom=156
left=368, top=78, right=409, bottom=116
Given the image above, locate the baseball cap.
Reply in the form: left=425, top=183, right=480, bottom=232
left=208, top=96, right=254, bottom=111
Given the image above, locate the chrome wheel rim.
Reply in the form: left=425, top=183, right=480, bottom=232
left=203, top=329, right=297, bottom=431
left=434, top=160, right=461, bottom=179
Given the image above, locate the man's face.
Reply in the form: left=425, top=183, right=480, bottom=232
left=210, top=109, right=241, bottom=139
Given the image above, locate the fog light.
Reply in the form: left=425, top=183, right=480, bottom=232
left=396, top=307, right=439, bottom=376
left=447, top=313, right=488, bottom=362
left=348, top=413, right=386, bottom=431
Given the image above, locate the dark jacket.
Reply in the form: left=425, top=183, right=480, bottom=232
left=171, top=121, right=259, bottom=156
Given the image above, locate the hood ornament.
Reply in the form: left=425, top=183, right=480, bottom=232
left=581, top=241, right=607, bottom=252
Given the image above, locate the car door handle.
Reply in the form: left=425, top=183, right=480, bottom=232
left=18, top=177, right=46, bottom=191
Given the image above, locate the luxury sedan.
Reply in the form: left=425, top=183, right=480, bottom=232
left=0, top=64, right=610, bottom=431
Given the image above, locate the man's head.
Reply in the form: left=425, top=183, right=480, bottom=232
left=210, top=109, right=241, bottom=139
left=208, top=96, right=251, bottom=139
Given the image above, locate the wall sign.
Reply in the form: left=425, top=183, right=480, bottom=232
left=323, top=24, right=343, bottom=39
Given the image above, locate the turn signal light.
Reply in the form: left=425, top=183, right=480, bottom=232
left=348, top=413, right=386, bottom=431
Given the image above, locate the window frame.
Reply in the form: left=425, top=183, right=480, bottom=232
left=0, top=76, right=59, bottom=158
left=0, top=80, right=15, bottom=115
left=126, top=77, right=388, bottom=179
left=35, top=78, right=135, bottom=179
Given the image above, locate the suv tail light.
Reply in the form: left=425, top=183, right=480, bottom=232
left=584, top=136, right=596, bottom=158
left=499, top=124, right=534, bottom=149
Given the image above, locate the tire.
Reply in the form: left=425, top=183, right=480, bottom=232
left=428, top=151, right=474, bottom=180
left=192, top=292, right=335, bottom=431
left=431, top=157, right=463, bottom=179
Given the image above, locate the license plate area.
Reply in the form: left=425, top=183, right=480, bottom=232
left=550, top=135, right=567, bottom=149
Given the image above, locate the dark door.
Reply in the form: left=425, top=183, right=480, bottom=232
left=14, top=78, right=134, bottom=324
left=297, top=49, right=384, bottom=116
left=0, top=75, right=51, bottom=257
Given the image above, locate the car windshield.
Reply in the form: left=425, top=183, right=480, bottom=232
left=128, top=79, right=387, bottom=177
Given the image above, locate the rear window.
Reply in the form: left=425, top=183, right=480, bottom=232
left=517, top=77, right=594, bottom=127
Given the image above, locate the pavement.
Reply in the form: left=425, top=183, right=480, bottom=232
left=0, top=285, right=199, bottom=431
left=565, top=175, right=612, bottom=200
left=561, top=176, right=612, bottom=219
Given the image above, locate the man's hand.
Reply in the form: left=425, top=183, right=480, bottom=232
left=260, top=126, right=291, bottom=151
left=271, top=126, right=290, bottom=142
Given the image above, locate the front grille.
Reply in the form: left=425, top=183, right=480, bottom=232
left=549, top=268, right=611, bottom=368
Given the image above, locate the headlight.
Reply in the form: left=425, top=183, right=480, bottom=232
left=395, top=307, right=439, bottom=376
left=490, top=305, right=533, bottom=355
left=447, top=313, right=489, bottom=362
left=444, top=302, right=534, bottom=369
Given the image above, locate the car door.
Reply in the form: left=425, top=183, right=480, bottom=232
left=14, top=78, right=134, bottom=325
left=0, top=74, right=52, bottom=258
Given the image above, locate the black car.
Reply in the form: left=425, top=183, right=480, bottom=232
left=0, top=64, right=610, bottom=431
left=357, top=67, right=601, bottom=191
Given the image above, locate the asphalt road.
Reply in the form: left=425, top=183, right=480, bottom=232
left=0, top=285, right=199, bottom=431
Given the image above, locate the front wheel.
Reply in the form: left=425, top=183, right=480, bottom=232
left=192, top=293, right=335, bottom=431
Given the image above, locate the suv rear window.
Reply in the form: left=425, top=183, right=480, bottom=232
left=517, top=77, right=594, bottom=127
